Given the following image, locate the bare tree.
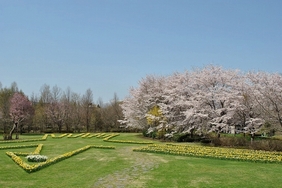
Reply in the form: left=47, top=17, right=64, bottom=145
left=82, top=89, right=93, bottom=132
left=51, top=85, right=62, bottom=102
left=45, top=101, right=67, bottom=133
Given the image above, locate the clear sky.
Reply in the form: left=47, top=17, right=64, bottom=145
left=1, top=0, right=281, bottom=103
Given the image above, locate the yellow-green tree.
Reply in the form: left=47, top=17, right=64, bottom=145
left=146, top=106, right=166, bottom=127
left=146, top=105, right=167, bottom=139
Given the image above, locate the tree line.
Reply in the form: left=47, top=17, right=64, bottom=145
left=0, top=83, right=123, bottom=140
left=120, top=65, right=282, bottom=139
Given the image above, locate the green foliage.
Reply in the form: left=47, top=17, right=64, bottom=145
left=143, top=129, right=157, bottom=139
left=156, top=129, right=166, bottom=139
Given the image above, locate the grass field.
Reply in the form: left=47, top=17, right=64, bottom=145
left=0, top=133, right=282, bottom=188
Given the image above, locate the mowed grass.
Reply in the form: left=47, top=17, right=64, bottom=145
left=0, top=133, right=281, bottom=188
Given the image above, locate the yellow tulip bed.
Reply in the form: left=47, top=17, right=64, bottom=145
left=81, top=133, right=91, bottom=138
left=42, top=134, right=48, bottom=140
left=49, top=133, right=152, bottom=144
left=95, top=133, right=107, bottom=138
left=2, top=133, right=157, bottom=173
left=103, top=133, right=153, bottom=144
left=13, top=144, right=43, bottom=156
left=133, top=144, right=282, bottom=163
left=6, top=144, right=115, bottom=173
left=0, top=134, right=48, bottom=144
left=66, top=133, right=85, bottom=138
left=51, top=133, right=68, bottom=138
left=0, top=144, right=38, bottom=150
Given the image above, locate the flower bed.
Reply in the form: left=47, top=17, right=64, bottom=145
left=90, top=145, right=116, bottom=149
left=95, top=133, right=106, bottom=138
left=26, top=155, right=48, bottom=162
left=32, top=144, right=44, bottom=155
left=6, top=144, right=115, bottom=173
left=104, top=139, right=153, bottom=144
left=67, top=133, right=85, bottom=138
left=87, top=134, right=97, bottom=138
left=103, top=133, right=120, bottom=140
left=51, top=133, right=68, bottom=138
left=133, top=144, right=282, bottom=163
left=0, top=134, right=48, bottom=144
left=13, top=144, right=44, bottom=156
left=102, top=133, right=153, bottom=144
left=59, top=133, right=68, bottom=138
left=81, top=133, right=91, bottom=138
left=42, top=134, right=48, bottom=140
left=0, top=144, right=38, bottom=150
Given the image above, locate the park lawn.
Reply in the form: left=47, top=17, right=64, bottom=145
left=0, top=133, right=281, bottom=188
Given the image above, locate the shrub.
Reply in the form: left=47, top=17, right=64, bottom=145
left=148, top=131, right=157, bottom=139
left=172, top=133, right=199, bottom=142
left=200, top=138, right=212, bottom=144
left=142, top=129, right=147, bottom=137
left=249, top=139, right=282, bottom=152
left=156, top=130, right=166, bottom=139
left=209, top=135, right=248, bottom=148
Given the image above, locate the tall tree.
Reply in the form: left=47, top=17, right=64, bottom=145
left=0, top=87, right=14, bottom=134
left=45, top=101, right=67, bottom=133
left=9, top=93, right=34, bottom=139
left=120, top=65, right=268, bottom=138
left=40, top=84, right=52, bottom=103
left=70, top=92, right=83, bottom=132
left=82, top=89, right=93, bottom=132
left=248, top=72, right=282, bottom=129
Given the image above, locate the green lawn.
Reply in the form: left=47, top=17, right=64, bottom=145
left=0, top=133, right=281, bottom=188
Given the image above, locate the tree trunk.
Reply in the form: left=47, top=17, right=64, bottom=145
left=8, top=123, right=18, bottom=140
left=16, top=124, right=19, bottom=139
left=251, top=133, right=255, bottom=144
left=190, top=128, right=195, bottom=138
left=58, top=122, right=62, bottom=133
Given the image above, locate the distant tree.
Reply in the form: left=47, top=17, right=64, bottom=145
left=100, top=94, right=123, bottom=132
left=60, top=87, right=71, bottom=132
left=0, top=87, right=14, bottom=134
left=70, top=92, right=83, bottom=132
left=9, top=93, right=34, bottom=139
left=82, top=89, right=93, bottom=132
left=45, top=101, right=67, bottom=133
left=51, top=85, right=62, bottom=102
left=32, top=100, right=48, bottom=133
left=40, top=84, right=52, bottom=103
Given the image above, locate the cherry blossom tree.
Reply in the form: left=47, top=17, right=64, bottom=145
left=45, top=101, right=67, bottom=133
left=9, top=93, right=34, bottom=139
left=247, top=72, right=282, bottom=131
left=120, top=65, right=273, bottom=139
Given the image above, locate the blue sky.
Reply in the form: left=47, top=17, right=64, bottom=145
left=1, top=0, right=281, bottom=102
